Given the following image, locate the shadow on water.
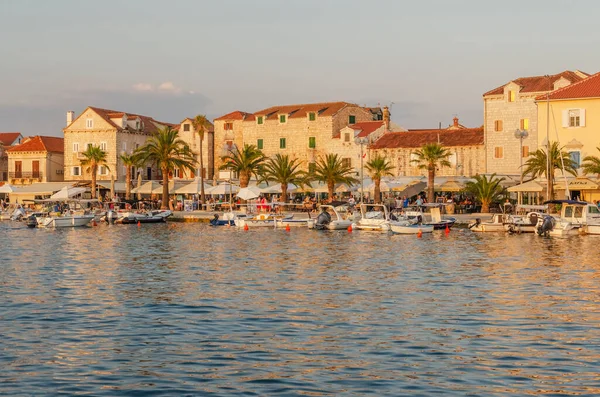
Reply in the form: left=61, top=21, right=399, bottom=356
left=1, top=222, right=600, bottom=395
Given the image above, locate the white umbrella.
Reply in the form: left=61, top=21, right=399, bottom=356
left=0, top=184, right=19, bottom=193
left=207, top=182, right=240, bottom=195
left=132, top=181, right=162, bottom=195
left=237, top=186, right=261, bottom=200
left=50, top=186, right=87, bottom=200
left=260, top=183, right=298, bottom=194
left=174, top=179, right=214, bottom=194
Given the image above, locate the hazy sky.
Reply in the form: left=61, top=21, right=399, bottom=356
left=1, top=0, right=599, bottom=136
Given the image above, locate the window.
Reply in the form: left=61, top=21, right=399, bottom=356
left=73, top=142, right=79, bottom=153
left=136, top=121, right=140, bottom=130
left=508, top=90, right=515, bottom=102
left=342, top=158, right=352, bottom=168
left=569, top=110, right=580, bottom=127
left=308, top=137, right=316, bottom=149
left=280, top=138, right=286, bottom=149
left=349, top=115, right=356, bottom=124
left=99, top=166, right=108, bottom=175
left=344, top=133, right=351, bottom=142
left=522, top=146, right=529, bottom=157
left=86, top=119, right=94, bottom=128
left=257, top=116, right=264, bottom=125
left=72, top=166, right=81, bottom=176
left=494, top=120, right=503, bottom=132
left=279, top=115, right=286, bottom=123
left=183, top=123, right=190, bottom=132
left=224, top=122, right=233, bottom=130
left=308, top=112, right=316, bottom=121
left=520, top=118, right=529, bottom=130
left=257, top=139, right=263, bottom=150
left=122, top=142, right=127, bottom=152
left=100, top=142, right=107, bottom=151
left=494, top=147, right=503, bottom=159
left=569, top=151, right=581, bottom=168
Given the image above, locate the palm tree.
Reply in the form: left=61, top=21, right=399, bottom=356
left=466, top=173, right=505, bottom=213
left=582, top=147, right=600, bottom=178
left=136, top=127, right=197, bottom=209
left=312, top=153, right=358, bottom=201
left=80, top=145, right=109, bottom=199
left=220, top=144, right=265, bottom=188
left=410, top=143, right=452, bottom=203
left=120, top=152, right=142, bottom=200
left=260, top=154, right=308, bottom=203
left=365, top=154, right=394, bottom=204
left=522, top=141, right=578, bottom=200
left=192, top=114, right=210, bottom=205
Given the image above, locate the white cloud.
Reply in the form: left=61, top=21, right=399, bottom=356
left=157, top=81, right=181, bottom=93
left=132, top=83, right=154, bottom=92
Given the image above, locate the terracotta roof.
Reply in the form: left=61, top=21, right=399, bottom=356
left=537, top=71, right=600, bottom=101
left=484, top=70, right=589, bottom=96
left=83, top=107, right=172, bottom=135
left=7, top=136, right=64, bottom=153
left=371, top=128, right=483, bottom=149
left=349, top=121, right=385, bottom=137
left=107, top=112, right=125, bottom=118
left=252, top=101, right=358, bottom=120
left=0, top=132, right=21, bottom=146
left=214, top=110, right=253, bottom=121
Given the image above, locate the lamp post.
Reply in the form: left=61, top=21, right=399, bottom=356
left=514, top=129, right=529, bottom=184
left=355, top=136, right=369, bottom=203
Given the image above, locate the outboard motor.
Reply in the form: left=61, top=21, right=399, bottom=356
left=315, top=211, right=332, bottom=230
left=26, top=215, right=38, bottom=228
left=468, top=218, right=481, bottom=229
left=537, top=215, right=555, bottom=236
left=106, top=210, right=116, bottom=224
left=210, top=213, right=219, bottom=226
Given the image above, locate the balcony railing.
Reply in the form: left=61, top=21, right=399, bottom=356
left=9, top=171, right=43, bottom=179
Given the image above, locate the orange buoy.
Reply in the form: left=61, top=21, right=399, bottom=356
left=92, top=220, right=97, bottom=227
left=445, top=224, right=450, bottom=234
left=347, top=225, right=352, bottom=232
left=285, top=224, right=290, bottom=232
left=244, top=224, right=249, bottom=231
left=417, top=228, right=423, bottom=238
left=137, top=221, right=141, bottom=227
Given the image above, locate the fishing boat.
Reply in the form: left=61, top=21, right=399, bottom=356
left=354, top=204, right=391, bottom=232
left=307, top=205, right=354, bottom=230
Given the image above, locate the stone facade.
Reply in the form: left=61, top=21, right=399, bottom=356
left=484, top=71, right=588, bottom=176
left=0, top=133, right=23, bottom=181
left=176, top=118, right=215, bottom=180
left=213, top=102, right=384, bottom=176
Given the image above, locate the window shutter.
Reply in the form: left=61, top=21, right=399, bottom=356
left=580, top=109, right=586, bottom=127
left=562, top=110, right=569, bottom=127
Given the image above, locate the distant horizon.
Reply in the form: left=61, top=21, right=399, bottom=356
left=2, top=0, right=599, bottom=137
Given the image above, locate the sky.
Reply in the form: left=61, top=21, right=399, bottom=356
left=1, top=0, right=600, bottom=137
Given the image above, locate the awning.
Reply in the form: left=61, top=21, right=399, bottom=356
left=507, top=180, right=545, bottom=193
left=434, top=180, right=465, bottom=192
left=555, top=177, right=600, bottom=191
left=393, top=181, right=427, bottom=198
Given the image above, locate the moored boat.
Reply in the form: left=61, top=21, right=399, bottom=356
left=354, top=204, right=390, bottom=232
left=307, top=205, right=354, bottom=230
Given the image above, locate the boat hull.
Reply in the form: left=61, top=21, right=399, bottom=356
left=390, top=223, right=434, bottom=234
left=39, top=215, right=94, bottom=228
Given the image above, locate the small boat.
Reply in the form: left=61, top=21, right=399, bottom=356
left=275, top=214, right=311, bottom=228
left=33, top=213, right=95, bottom=228
left=354, top=204, right=391, bottom=232
left=504, top=206, right=546, bottom=234
left=399, top=204, right=456, bottom=230
left=209, top=211, right=247, bottom=226
left=468, top=213, right=508, bottom=232
left=307, top=205, right=354, bottom=230
left=389, top=219, right=434, bottom=234
left=538, top=200, right=600, bottom=237
left=234, top=213, right=293, bottom=228
left=113, top=210, right=173, bottom=224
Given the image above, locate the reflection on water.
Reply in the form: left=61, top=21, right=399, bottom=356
left=2, top=223, right=600, bottom=395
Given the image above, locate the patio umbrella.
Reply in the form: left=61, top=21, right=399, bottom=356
left=237, top=186, right=261, bottom=200
left=507, top=180, right=544, bottom=193
left=207, top=182, right=240, bottom=195
left=393, top=181, right=427, bottom=198
left=0, top=183, right=19, bottom=193
left=136, top=172, right=143, bottom=200
left=260, top=183, right=298, bottom=194
left=434, top=180, right=465, bottom=192
left=174, top=179, right=214, bottom=194
left=50, top=186, right=87, bottom=200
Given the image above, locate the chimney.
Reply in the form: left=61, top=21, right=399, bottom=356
left=383, top=106, right=390, bottom=130
left=453, top=116, right=459, bottom=128
left=66, top=111, right=75, bottom=127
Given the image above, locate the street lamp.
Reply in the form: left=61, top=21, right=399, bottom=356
left=514, top=129, right=529, bottom=184
left=355, top=136, right=369, bottom=203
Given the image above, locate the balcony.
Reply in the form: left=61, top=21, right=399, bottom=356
left=9, top=171, right=43, bottom=182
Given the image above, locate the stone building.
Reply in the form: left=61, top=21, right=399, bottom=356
left=483, top=70, right=588, bottom=176
left=175, top=117, right=215, bottom=180
left=6, top=136, right=64, bottom=185
left=0, top=132, right=23, bottom=181
left=369, top=118, right=484, bottom=177
left=213, top=102, right=386, bottom=176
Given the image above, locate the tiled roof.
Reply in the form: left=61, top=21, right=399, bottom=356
left=0, top=132, right=22, bottom=146
left=253, top=101, right=357, bottom=120
left=371, top=127, right=483, bottom=149
left=214, top=111, right=253, bottom=121
left=7, top=136, right=64, bottom=153
left=484, top=70, right=589, bottom=96
left=68, top=107, right=173, bottom=135
left=179, top=117, right=215, bottom=132
left=537, top=71, right=600, bottom=100
left=350, top=121, right=385, bottom=137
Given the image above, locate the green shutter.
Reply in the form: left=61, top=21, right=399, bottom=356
left=309, top=112, right=316, bottom=121
left=257, top=116, right=263, bottom=125
left=280, top=138, right=286, bottom=149
left=279, top=115, right=286, bottom=123
left=257, top=139, right=263, bottom=149
left=308, top=137, right=316, bottom=148
left=349, top=115, right=356, bottom=124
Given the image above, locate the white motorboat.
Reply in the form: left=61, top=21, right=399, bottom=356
left=307, top=205, right=354, bottom=230
left=504, top=205, right=547, bottom=233
left=234, top=213, right=292, bottom=228
left=396, top=204, right=456, bottom=230
left=389, top=220, right=434, bottom=234
left=468, top=213, right=509, bottom=232
left=275, top=214, right=311, bottom=228
left=538, top=200, right=600, bottom=236
left=33, top=213, right=95, bottom=228
left=354, top=204, right=391, bottom=232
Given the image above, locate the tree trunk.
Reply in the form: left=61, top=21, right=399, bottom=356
left=199, top=132, right=205, bottom=205
left=427, top=165, right=435, bottom=203
left=481, top=200, right=490, bottom=213
left=374, top=177, right=381, bottom=204
left=161, top=167, right=169, bottom=209
left=328, top=180, right=335, bottom=202
left=125, top=167, right=131, bottom=200
left=240, top=171, right=250, bottom=188
left=281, top=183, right=288, bottom=203
left=91, top=164, right=97, bottom=198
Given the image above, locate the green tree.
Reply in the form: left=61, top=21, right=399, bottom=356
left=80, top=144, right=109, bottom=199
left=192, top=114, right=210, bottom=205
left=410, top=143, right=452, bottom=203
left=522, top=141, right=577, bottom=200
left=365, top=154, right=394, bottom=204
left=220, top=144, right=265, bottom=188
left=119, top=152, right=143, bottom=201
left=312, top=153, right=358, bottom=201
left=136, top=127, right=197, bottom=209
left=260, top=154, right=308, bottom=203
left=582, top=147, right=600, bottom=178
left=466, top=173, right=505, bottom=213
